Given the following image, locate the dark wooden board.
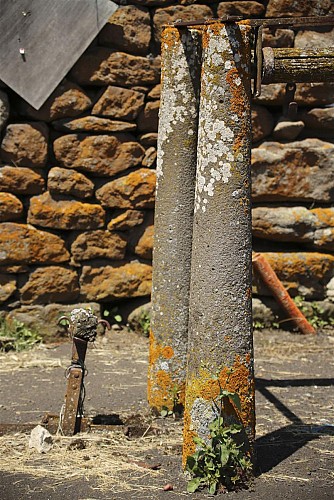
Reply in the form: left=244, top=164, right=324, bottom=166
left=0, top=0, right=118, bottom=109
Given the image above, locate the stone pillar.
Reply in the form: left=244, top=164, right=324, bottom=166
left=148, top=26, right=202, bottom=412
left=183, top=22, right=255, bottom=462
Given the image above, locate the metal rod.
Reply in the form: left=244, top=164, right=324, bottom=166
left=171, top=15, right=334, bottom=29
left=148, top=25, right=202, bottom=413
left=183, top=22, right=255, bottom=465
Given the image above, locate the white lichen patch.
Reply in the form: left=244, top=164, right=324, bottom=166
left=194, top=24, right=249, bottom=214
left=156, top=29, right=201, bottom=185
left=190, top=397, right=219, bottom=440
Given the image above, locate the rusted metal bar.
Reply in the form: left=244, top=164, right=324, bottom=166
left=183, top=22, right=254, bottom=465
left=148, top=25, right=202, bottom=414
left=252, top=253, right=316, bottom=335
left=173, top=15, right=334, bottom=29
left=58, top=309, right=109, bottom=435
left=262, top=47, right=334, bottom=83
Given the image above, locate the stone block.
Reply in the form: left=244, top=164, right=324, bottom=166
left=71, top=230, right=127, bottom=261
left=251, top=139, right=334, bottom=202
left=130, top=221, right=154, bottom=260
left=99, top=5, right=151, bottom=56
left=92, top=86, right=145, bottom=120
left=217, top=1, right=265, bottom=17
left=53, top=116, right=137, bottom=133
left=266, top=0, right=333, bottom=17
left=70, top=47, right=160, bottom=87
left=96, top=168, right=156, bottom=209
left=20, top=266, right=80, bottom=304
left=0, top=193, right=23, bottom=221
left=295, top=28, right=334, bottom=49
left=137, top=100, right=160, bottom=133
left=107, top=209, right=145, bottom=231
left=0, top=123, right=49, bottom=168
left=0, top=274, right=16, bottom=303
left=16, top=80, right=92, bottom=122
left=251, top=105, right=274, bottom=143
left=0, top=166, right=45, bottom=195
left=53, top=133, right=145, bottom=177
left=252, top=207, right=334, bottom=251
left=47, top=167, right=94, bottom=199
left=253, top=83, right=334, bottom=107
left=0, top=90, right=9, bottom=132
left=272, top=119, right=304, bottom=141
left=148, top=84, right=161, bottom=100
left=299, top=107, right=334, bottom=131
left=80, top=261, right=152, bottom=301
left=153, top=5, right=213, bottom=45
left=28, top=192, right=105, bottom=230
left=0, top=223, right=69, bottom=265
left=263, top=28, right=294, bottom=48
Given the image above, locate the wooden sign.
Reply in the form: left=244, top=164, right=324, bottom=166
left=0, top=0, right=117, bottom=109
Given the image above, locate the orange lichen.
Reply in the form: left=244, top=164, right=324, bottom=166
left=312, top=208, right=334, bottom=227
left=182, top=356, right=255, bottom=466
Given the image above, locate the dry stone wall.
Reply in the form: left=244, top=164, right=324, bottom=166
left=0, top=0, right=334, bottom=333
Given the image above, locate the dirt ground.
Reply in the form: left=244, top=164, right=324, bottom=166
left=0, top=327, right=334, bottom=499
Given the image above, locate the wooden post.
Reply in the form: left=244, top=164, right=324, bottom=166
left=148, top=26, right=202, bottom=413
left=183, top=22, right=255, bottom=465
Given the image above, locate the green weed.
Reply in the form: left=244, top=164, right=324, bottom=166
left=0, top=316, right=42, bottom=352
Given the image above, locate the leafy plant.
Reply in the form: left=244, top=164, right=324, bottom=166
left=0, top=316, right=42, bottom=352
left=160, top=385, right=183, bottom=418
left=293, top=296, right=334, bottom=329
left=138, top=310, right=151, bottom=337
left=186, top=381, right=252, bottom=494
left=103, top=306, right=122, bottom=324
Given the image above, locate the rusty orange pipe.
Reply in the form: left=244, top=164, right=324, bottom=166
left=252, top=252, right=316, bottom=335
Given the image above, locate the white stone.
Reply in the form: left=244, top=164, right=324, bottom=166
left=29, top=425, right=53, bottom=453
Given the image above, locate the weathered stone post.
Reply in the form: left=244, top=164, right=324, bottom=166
left=183, top=22, right=255, bottom=462
left=148, top=26, right=202, bottom=412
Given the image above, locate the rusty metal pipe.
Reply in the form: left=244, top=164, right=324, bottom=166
left=252, top=253, right=316, bottom=335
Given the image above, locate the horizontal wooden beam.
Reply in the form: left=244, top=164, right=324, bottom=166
left=262, top=47, right=334, bottom=84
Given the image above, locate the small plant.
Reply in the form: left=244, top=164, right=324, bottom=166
left=138, top=310, right=151, bottom=337
left=186, top=379, right=252, bottom=494
left=0, top=316, right=42, bottom=352
left=160, top=385, right=183, bottom=418
left=103, top=306, right=122, bottom=324
left=293, top=296, right=334, bottom=329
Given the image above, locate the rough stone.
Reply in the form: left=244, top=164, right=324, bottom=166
left=0, top=223, right=69, bottom=265
left=92, top=86, right=145, bottom=120
left=80, top=261, right=152, bottom=301
left=251, top=139, right=334, bottom=202
left=0, top=90, right=9, bottom=132
left=0, top=166, right=45, bottom=195
left=20, top=266, right=80, bottom=305
left=263, top=28, right=294, bottom=48
left=47, top=167, right=94, bottom=199
left=0, top=123, right=49, bottom=168
left=53, top=116, right=137, bottom=133
left=0, top=274, right=16, bottom=303
left=252, top=297, right=277, bottom=327
left=272, top=119, right=305, bottom=141
left=139, top=133, right=158, bottom=147
left=70, top=47, right=160, bottom=87
left=217, top=1, right=265, bottom=17
left=142, top=147, right=157, bottom=167
left=130, top=221, right=154, bottom=260
left=327, top=277, right=334, bottom=301
left=29, top=425, right=53, bottom=453
left=107, top=210, right=145, bottom=231
left=251, top=105, right=274, bottom=143
left=127, top=301, right=151, bottom=336
left=0, top=193, right=23, bottom=221
left=266, top=0, right=333, bottom=17
left=252, top=206, right=334, bottom=251
left=137, top=101, right=160, bottom=133
left=153, top=5, right=213, bottom=45
left=253, top=252, right=334, bottom=300
left=96, top=168, right=156, bottom=209
left=253, top=83, right=334, bottom=107
left=132, top=0, right=174, bottom=5
left=99, top=5, right=151, bottom=56
left=53, top=134, right=145, bottom=177
left=28, top=192, right=105, bottom=230
left=299, top=107, right=334, bottom=131
left=148, top=84, right=161, bottom=100
left=295, top=28, right=334, bottom=49
left=71, top=231, right=127, bottom=261
left=6, top=302, right=100, bottom=340
left=16, top=80, right=92, bottom=122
